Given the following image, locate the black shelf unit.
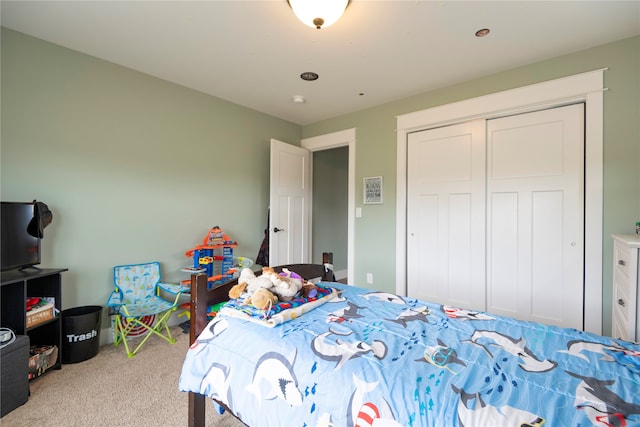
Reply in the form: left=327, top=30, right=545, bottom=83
left=1, top=268, right=67, bottom=378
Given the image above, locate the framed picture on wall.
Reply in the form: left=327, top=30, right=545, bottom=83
left=363, top=176, right=383, bottom=204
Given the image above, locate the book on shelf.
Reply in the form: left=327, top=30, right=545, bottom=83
left=26, top=297, right=55, bottom=328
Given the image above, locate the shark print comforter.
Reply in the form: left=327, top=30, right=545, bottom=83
left=179, top=283, right=640, bottom=427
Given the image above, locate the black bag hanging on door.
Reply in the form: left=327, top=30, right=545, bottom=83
left=255, top=208, right=269, bottom=266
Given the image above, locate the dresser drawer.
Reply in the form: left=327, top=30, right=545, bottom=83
left=614, top=265, right=632, bottom=297
left=612, top=310, right=633, bottom=342
left=612, top=279, right=630, bottom=322
left=611, top=234, right=640, bottom=342
left=614, top=242, right=631, bottom=280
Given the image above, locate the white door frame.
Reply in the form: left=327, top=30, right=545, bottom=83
left=302, top=128, right=356, bottom=285
left=396, top=70, right=605, bottom=334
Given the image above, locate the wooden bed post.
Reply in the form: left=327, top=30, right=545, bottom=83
left=187, top=273, right=241, bottom=427
left=188, top=273, right=208, bottom=427
left=189, top=273, right=210, bottom=343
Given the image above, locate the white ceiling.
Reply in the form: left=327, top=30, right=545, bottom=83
left=2, top=1, right=639, bottom=125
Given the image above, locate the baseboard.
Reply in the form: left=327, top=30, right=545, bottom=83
left=334, top=269, right=347, bottom=281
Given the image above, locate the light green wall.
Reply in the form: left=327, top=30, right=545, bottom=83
left=3, top=27, right=638, bottom=335
left=304, top=35, right=640, bottom=334
left=1, top=28, right=301, bottom=329
left=312, top=147, right=348, bottom=271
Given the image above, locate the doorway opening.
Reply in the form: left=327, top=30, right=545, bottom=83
left=313, top=146, right=348, bottom=280
left=302, top=128, right=356, bottom=284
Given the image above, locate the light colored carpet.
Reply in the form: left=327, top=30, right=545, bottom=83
left=1, top=326, right=244, bottom=426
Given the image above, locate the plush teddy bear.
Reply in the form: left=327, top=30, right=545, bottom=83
left=278, top=268, right=303, bottom=281
left=263, top=267, right=303, bottom=301
left=228, top=282, right=247, bottom=300
left=245, top=287, right=278, bottom=310
left=238, top=267, right=274, bottom=294
left=278, top=269, right=306, bottom=290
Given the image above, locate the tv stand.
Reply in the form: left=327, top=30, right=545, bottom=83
left=18, top=265, right=42, bottom=273
left=1, top=268, right=67, bottom=379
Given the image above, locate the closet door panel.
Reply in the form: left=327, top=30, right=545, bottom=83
left=486, top=104, right=584, bottom=329
left=487, top=192, right=520, bottom=315
left=447, top=194, right=473, bottom=305
left=407, top=120, right=485, bottom=309
left=407, top=194, right=439, bottom=302
left=490, top=121, right=564, bottom=179
left=531, top=190, right=564, bottom=321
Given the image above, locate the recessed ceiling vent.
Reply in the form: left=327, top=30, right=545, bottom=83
left=300, top=72, right=319, bottom=81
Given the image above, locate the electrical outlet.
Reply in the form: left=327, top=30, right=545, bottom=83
left=366, top=273, right=373, bottom=284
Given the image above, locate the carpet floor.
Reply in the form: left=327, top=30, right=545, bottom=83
left=1, top=326, right=244, bottom=426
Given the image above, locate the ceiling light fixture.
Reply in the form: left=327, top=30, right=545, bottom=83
left=287, top=0, right=350, bottom=29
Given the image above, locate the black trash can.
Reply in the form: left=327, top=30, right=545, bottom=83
left=61, top=305, right=102, bottom=364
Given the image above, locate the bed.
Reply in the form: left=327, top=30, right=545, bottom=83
left=180, top=267, right=640, bottom=427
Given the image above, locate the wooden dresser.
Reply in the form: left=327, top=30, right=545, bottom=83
left=611, top=234, right=640, bottom=342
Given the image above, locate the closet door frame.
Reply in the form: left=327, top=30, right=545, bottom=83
left=395, top=69, right=604, bottom=334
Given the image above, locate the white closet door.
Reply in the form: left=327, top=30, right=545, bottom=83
left=486, top=104, right=584, bottom=329
left=407, top=120, right=486, bottom=308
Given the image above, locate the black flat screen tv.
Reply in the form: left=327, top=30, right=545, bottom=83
left=1, top=201, right=41, bottom=271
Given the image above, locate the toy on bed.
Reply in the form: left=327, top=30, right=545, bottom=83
left=245, top=288, right=278, bottom=310
left=282, top=268, right=320, bottom=297
left=228, top=281, right=277, bottom=310
left=230, top=266, right=317, bottom=305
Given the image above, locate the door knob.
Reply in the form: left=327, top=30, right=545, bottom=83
left=273, top=227, right=285, bottom=233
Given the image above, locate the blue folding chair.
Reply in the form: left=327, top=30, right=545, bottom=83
left=106, top=261, right=187, bottom=357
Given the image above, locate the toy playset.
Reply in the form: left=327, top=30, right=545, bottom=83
left=182, top=226, right=251, bottom=290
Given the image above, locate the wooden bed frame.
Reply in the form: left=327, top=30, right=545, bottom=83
left=187, top=273, right=236, bottom=427
left=186, top=264, right=336, bottom=427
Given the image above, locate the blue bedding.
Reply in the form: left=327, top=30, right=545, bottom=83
left=179, top=283, right=640, bottom=426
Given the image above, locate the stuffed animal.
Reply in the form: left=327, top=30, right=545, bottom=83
left=279, top=268, right=305, bottom=292
left=245, top=288, right=277, bottom=310
left=236, top=266, right=305, bottom=303
left=228, top=282, right=247, bottom=299
left=279, top=268, right=303, bottom=281
left=301, top=283, right=318, bottom=299
left=238, top=267, right=274, bottom=294
left=264, top=267, right=303, bottom=301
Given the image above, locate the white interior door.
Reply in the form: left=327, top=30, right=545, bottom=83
left=269, top=139, right=311, bottom=266
left=486, top=104, right=584, bottom=328
left=407, top=120, right=486, bottom=309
